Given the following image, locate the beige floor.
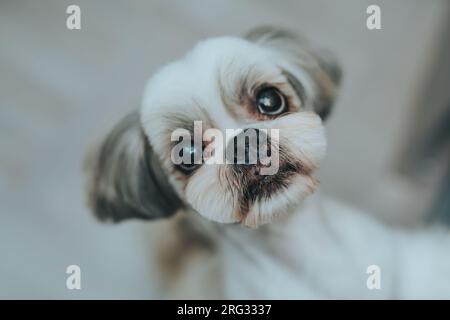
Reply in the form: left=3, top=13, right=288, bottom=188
left=0, top=0, right=448, bottom=298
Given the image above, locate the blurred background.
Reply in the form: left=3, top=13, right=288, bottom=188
left=0, top=0, right=449, bottom=298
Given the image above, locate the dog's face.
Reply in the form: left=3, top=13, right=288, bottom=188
left=86, top=27, right=341, bottom=228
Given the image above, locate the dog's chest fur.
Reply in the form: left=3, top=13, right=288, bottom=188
left=150, top=193, right=396, bottom=299
left=150, top=192, right=450, bottom=299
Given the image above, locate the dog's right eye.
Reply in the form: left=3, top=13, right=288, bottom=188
left=176, top=144, right=202, bottom=174
left=256, top=87, right=286, bottom=116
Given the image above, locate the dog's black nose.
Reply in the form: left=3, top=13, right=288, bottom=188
left=227, top=128, right=271, bottom=170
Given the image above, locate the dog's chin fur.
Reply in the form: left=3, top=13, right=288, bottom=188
left=185, top=162, right=320, bottom=228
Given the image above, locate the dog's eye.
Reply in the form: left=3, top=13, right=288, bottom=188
left=176, top=144, right=201, bottom=174
left=256, top=87, right=286, bottom=116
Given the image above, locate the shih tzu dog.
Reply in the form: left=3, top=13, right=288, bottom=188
left=86, top=27, right=450, bottom=299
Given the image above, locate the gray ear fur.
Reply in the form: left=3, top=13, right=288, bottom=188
left=85, top=111, right=183, bottom=222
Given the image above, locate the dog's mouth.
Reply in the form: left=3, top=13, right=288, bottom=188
left=241, top=161, right=305, bottom=201
left=232, top=159, right=313, bottom=221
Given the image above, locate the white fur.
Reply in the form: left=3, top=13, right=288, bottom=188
left=155, top=193, right=450, bottom=299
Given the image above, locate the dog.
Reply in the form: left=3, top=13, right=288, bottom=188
left=85, top=27, right=450, bottom=299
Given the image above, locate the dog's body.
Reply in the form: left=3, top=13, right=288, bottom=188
left=149, top=192, right=450, bottom=299
left=85, top=27, right=450, bottom=299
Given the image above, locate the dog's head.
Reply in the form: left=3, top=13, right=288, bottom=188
left=86, top=27, right=342, bottom=228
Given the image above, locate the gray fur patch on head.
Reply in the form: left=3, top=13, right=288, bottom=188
left=245, top=26, right=343, bottom=120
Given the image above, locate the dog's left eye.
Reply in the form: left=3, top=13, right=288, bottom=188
left=256, top=87, right=286, bottom=116
left=176, top=144, right=202, bottom=174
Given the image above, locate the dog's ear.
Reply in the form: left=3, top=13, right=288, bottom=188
left=245, top=26, right=342, bottom=120
left=85, top=111, right=183, bottom=222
